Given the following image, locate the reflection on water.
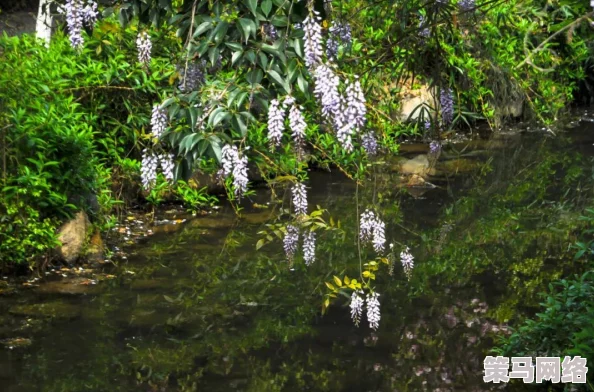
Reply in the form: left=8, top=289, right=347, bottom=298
left=1, top=119, right=594, bottom=392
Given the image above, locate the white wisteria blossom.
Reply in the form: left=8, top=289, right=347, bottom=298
left=140, top=149, right=158, bottom=189
left=366, top=292, right=381, bottom=330
left=346, top=78, right=367, bottom=129
left=150, top=104, right=168, bottom=139
left=350, top=290, right=364, bottom=327
left=313, top=64, right=341, bottom=119
left=283, top=95, right=296, bottom=108
left=400, top=246, right=414, bottom=280
left=158, top=153, right=175, bottom=181
left=372, top=219, right=386, bottom=254
left=136, top=31, right=152, bottom=66
left=292, top=182, right=308, bottom=216
left=267, top=99, right=285, bottom=149
left=288, top=104, right=307, bottom=152
left=283, top=225, right=300, bottom=262
left=359, top=209, right=386, bottom=254
left=303, top=231, right=316, bottom=266
left=220, top=144, right=249, bottom=199
left=359, top=209, right=377, bottom=242
left=302, top=10, right=323, bottom=69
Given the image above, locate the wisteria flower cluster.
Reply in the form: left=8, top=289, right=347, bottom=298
left=400, top=246, right=414, bottom=280
left=459, top=0, right=475, bottom=11
left=327, top=21, right=352, bottom=60
left=440, top=87, right=454, bottom=125
left=366, top=292, right=381, bottom=330
left=350, top=290, right=381, bottom=330
left=292, top=182, right=308, bottom=216
left=359, top=209, right=386, bottom=254
left=141, top=149, right=176, bottom=189
left=429, top=140, right=441, bottom=154
left=283, top=225, right=317, bottom=265
left=266, top=97, right=309, bottom=156
left=419, top=15, right=430, bottom=39
left=289, top=103, right=307, bottom=155
left=283, top=225, right=300, bottom=262
left=150, top=104, right=168, bottom=139
left=267, top=99, right=285, bottom=149
left=57, top=0, right=98, bottom=50
left=312, top=65, right=367, bottom=152
left=350, top=290, right=365, bottom=327
left=361, top=132, right=379, bottom=156
left=263, top=23, right=278, bottom=41
left=136, top=31, right=152, bottom=67
left=303, top=10, right=323, bottom=69
left=219, top=145, right=249, bottom=199
left=176, top=61, right=206, bottom=92
left=303, top=231, right=316, bottom=266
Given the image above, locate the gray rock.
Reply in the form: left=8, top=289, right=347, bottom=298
left=56, top=211, right=90, bottom=263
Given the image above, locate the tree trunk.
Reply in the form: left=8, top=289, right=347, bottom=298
left=35, top=0, right=52, bottom=46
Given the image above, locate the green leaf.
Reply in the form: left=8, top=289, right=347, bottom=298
left=325, top=282, right=336, bottom=291
left=232, top=51, right=243, bottom=65
left=333, top=276, right=343, bottom=287
left=193, top=21, right=213, bottom=38
left=210, top=140, right=222, bottom=163
left=261, top=0, right=272, bottom=17
left=231, top=115, right=248, bottom=137
left=238, top=18, right=257, bottom=44
left=297, top=72, right=308, bottom=94
left=256, top=238, right=266, bottom=250
left=246, top=0, right=258, bottom=16
left=224, top=42, right=243, bottom=51
left=267, top=70, right=289, bottom=93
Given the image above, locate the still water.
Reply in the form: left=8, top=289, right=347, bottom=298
left=1, top=117, right=594, bottom=391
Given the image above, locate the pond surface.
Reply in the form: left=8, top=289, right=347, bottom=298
left=1, top=116, right=594, bottom=392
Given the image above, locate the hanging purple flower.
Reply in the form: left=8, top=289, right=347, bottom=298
left=150, top=104, right=168, bottom=139
left=220, top=144, right=249, bottom=199
left=302, top=11, right=323, bottom=69
left=327, top=21, right=352, bottom=60
left=283, top=225, right=300, bottom=262
left=158, top=153, right=175, bottom=182
left=366, top=292, right=381, bottom=330
left=361, top=131, right=378, bottom=155
left=177, top=61, right=206, bottom=92
left=292, top=182, right=308, bottom=216
left=419, top=15, right=430, bottom=39
left=136, top=31, right=152, bottom=66
left=57, top=0, right=98, bottom=50
left=303, top=231, right=316, bottom=265
left=140, top=148, right=158, bottom=189
left=459, top=0, right=475, bottom=11
left=313, top=64, right=341, bottom=120
left=267, top=99, right=285, bottom=149
left=289, top=104, right=307, bottom=153
left=440, top=87, right=454, bottom=125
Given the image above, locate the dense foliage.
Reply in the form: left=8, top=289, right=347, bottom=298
left=1, top=0, right=594, bottom=273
